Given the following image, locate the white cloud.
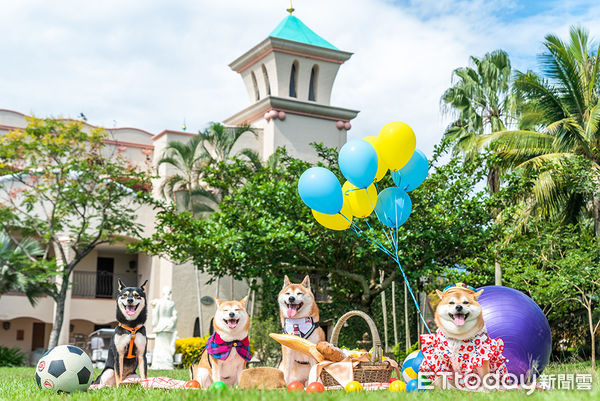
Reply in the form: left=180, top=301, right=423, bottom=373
left=1, top=0, right=599, bottom=157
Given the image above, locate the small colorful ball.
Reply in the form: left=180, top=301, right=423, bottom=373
left=406, top=379, right=419, bottom=392
left=306, top=382, right=325, bottom=393
left=402, top=350, right=420, bottom=382
left=411, top=352, right=424, bottom=372
left=185, top=379, right=201, bottom=389
left=210, top=381, right=227, bottom=390
left=389, top=380, right=406, bottom=392
left=345, top=381, right=363, bottom=393
left=287, top=381, right=304, bottom=391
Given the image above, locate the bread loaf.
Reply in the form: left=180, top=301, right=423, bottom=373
left=316, top=341, right=346, bottom=362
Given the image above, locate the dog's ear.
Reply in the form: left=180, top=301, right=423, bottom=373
left=240, top=296, right=248, bottom=307
left=215, top=298, right=222, bottom=307
left=118, top=279, right=125, bottom=292
left=474, top=289, right=484, bottom=300
left=301, top=275, right=311, bottom=289
left=283, top=275, right=290, bottom=288
left=140, top=280, right=148, bottom=293
left=436, top=289, right=444, bottom=299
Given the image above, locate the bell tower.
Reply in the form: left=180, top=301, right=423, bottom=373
left=224, top=8, right=359, bottom=162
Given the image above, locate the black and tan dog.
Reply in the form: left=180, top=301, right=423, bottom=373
left=94, top=279, right=148, bottom=386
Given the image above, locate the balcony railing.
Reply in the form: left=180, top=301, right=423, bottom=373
left=72, top=271, right=138, bottom=298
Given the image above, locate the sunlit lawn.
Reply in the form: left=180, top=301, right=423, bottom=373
left=0, top=362, right=597, bottom=400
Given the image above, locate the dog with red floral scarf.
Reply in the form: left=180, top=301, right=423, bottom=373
left=191, top=297, right=252, bottom=388
left=419, top=284, right=507, bottom=389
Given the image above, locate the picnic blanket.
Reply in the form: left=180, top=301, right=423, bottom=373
left=89, top=376, right=188, bottom=390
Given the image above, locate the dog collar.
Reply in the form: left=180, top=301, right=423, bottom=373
left=119, top=323, right=143, bottom=359
left=283, top=317, right=319, bottom=339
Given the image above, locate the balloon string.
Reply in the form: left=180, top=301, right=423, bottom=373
left=348, top=220, right=431, bottom=334
left=392, top=257, right=431, bottom=334
left=365, top=219, right=394, bottom=255
left=342, top=185, right=430, bottom=334
left=343, top=216, right=396, bottom=259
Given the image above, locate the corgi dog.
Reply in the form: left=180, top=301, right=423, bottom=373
left=191, top=297, right=251, bottom=388
left=93, top=279, right=148, bottom=387
left=277, top=275, right=325, bottom=385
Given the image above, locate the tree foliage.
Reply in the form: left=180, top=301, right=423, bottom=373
left=134, top=143, right=496, bottom=314
left=0, top=117, right=156, bottom=347
left=482, top=26, right=600, bottom=233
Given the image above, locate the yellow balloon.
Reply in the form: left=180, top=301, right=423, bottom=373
left=312, top=197, right=353, bottom=230
left=362, top=136, right=388, bottom=182
left=377, top=121, right=416, bottom=170
left=343, top=181, right=377, bottom=218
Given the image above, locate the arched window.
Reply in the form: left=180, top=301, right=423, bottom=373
left=308, top=65, right=318, bottom=101
left=289, top=61, right=298, bottom=98
left=261, top=64, right=271, bottom=96
left=251, top=71, right=260, bottom=101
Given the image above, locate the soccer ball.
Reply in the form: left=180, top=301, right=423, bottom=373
left=35, top=345, right=93, bottom=393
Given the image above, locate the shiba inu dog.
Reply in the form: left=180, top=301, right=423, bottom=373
left=277, top=275, right=325, bottom=385
left=191, top=297, right=251, bottom=388
left=434, top=284, right=485, bottom=342
left=419, top=283, right=507, bottom=388
left=94, top=279, right=148, bottom=387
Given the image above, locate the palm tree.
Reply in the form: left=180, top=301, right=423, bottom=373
left=158, top=122, right=256, bottom=214
left=198, top=122, right=255, bottom=164
left=483, top=26, right=600, bottom=235
left=157, top=135, right=218, bottom=215
left=0, top=234, right=55, bottom=304
left=441, top=50, right=520, bottom=284
left=442, top=49, right=520, bottom=193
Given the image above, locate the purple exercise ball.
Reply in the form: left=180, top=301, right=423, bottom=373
left=478, top=286, right=552, bottom=382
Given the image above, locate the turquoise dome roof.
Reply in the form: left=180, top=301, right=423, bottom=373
left=269, top=15, right=338, bottom=50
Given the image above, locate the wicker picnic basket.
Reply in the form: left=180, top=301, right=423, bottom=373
left=320, top=310, right=393, bottom=386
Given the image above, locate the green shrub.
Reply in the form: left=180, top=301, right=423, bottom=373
left=0, top=346, right=26, bottom=367
left=249, top=316, right=282, bottom=367
left=392, top=341, right=419, bottom=365
left=175, top=335, right=209, bottom=368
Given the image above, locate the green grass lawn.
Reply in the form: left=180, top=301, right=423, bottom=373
left=0, top=363, right=597, bottom=401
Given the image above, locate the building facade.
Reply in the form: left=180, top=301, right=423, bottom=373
left=0, top=11, right=357, bottom=362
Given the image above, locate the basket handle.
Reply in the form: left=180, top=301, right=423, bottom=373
left=329, top=310, right=383, bottom=362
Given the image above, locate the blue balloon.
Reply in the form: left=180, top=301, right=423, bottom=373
left=411, top=352, right=424, bottom=373
left=298, top=167, right=343, bottom=214
left=338, top=139, right=378, bottom=189
left=391, top=149, right=428, bottom=191
left=374, top=187, right=412, bottom=228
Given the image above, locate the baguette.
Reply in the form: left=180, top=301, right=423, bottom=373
left=269, top=333, right=324, bottom=362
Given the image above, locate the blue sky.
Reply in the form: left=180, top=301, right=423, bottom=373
left=1, top=0, right=599, bottom=156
